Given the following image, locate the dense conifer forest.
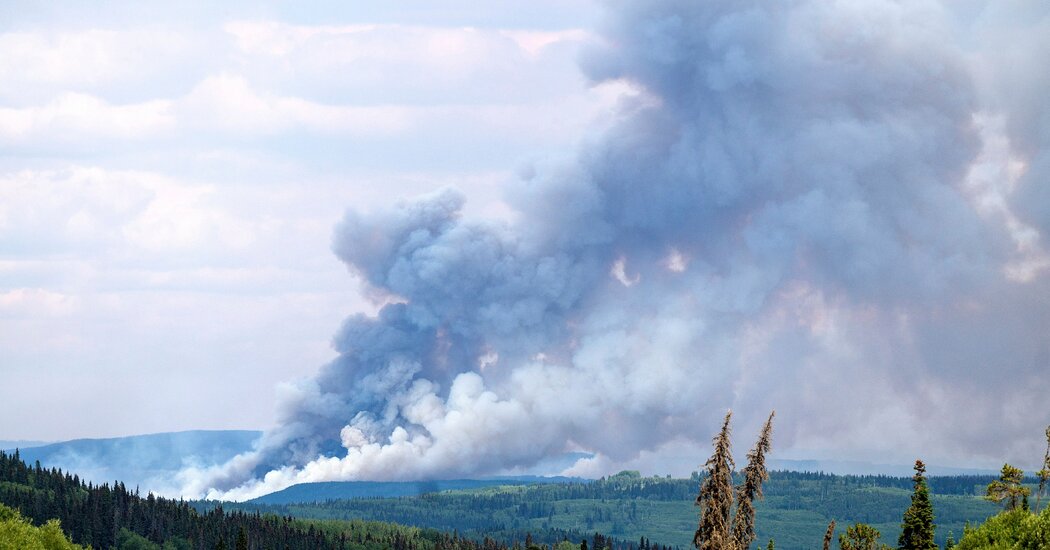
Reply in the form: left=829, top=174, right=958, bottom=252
left=0, top=449, right=579, bottom=550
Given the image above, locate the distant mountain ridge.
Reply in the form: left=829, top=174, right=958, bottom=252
left=0, top=440, right=50, bottom=451
left=9, top=429, right=261, bottom=493
left=248, top=476, right=589, bottom=505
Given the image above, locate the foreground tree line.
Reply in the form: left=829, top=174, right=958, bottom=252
left=693, top=412, right=1050, bottom=549
left=0, top=448, right=565, bottom=550
left=0, top=449, right=653, bottom=550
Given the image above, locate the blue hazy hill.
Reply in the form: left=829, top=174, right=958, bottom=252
left=9, top=430, right=261, bottom=492
left=0, top=440, right=50, bottom=451
left=249, top=476, right=589, bottom=505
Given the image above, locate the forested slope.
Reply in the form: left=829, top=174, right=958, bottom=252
left=216, top=470, right=1006, bottom=550
left=0, top=449, right=531, bottom=550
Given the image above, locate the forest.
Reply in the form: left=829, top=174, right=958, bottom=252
left=202, top=470, right=1001, bottom=549
left=0, top=448, right=571, bottom=550
left=3, top=418, right=1050, bottom=549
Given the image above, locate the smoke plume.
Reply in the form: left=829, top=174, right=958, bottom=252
left=184, top=0, right=1050, bottom=500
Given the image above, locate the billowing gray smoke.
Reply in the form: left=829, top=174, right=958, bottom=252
left=184, top=0, right=1050, bottom=500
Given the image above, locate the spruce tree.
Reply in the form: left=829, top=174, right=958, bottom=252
left=839, top=523, right=890, bottom=550
left=694, top=410, right=734, bottom=550
left=985, top=463, right=1030, bottom=510
left=732, top=411, right=775, bottom=550
left=898, top=460, right=936, bottom=550
left=823, top=520, right=836, bottom=550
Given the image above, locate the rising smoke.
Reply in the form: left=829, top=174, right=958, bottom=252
left=183, top=0, right=1050, bottom=500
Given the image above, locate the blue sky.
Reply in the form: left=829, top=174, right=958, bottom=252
left=3, top=1, right=1050, bottom=496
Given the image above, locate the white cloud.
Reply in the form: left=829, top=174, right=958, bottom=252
left=221, top=21, right=596, bottom=105
left=178, top=74, right=414, bottom=136
left=0, top=93, right=175, bottom=142
left=0, top=288, right=78, bottom=318
left=0, top=167, right=257, bottom=252
left=0, top=28, right=195, bottom=100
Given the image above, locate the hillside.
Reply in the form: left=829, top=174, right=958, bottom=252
left=216, top=470, right=1009, bottom=550
left=0, top=449, right=640, bottom=550
left=10, top=430, right=260, bottom=492
left=0, top=440, right=50, bottom=451
left=252, top=477, right=588, bottom=505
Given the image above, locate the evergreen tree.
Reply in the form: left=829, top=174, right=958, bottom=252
left=1036, top=426, right=1050, bottom=511
left=985, top=464, right=1030, bottom=511
left=766, top=539, right=774, bottom=550
left=943, top=532, right=955, bottom=549
left=823, top=520, right=836, bottom=550
left=694, top=411, right=734, bottom=550
left=236, top=526, right=248, bottom=550
left=839, top=523, right=890, bottom=550
left=898, top=460, right=936, bottom=550
left=732, top=411, right=774, bottom=550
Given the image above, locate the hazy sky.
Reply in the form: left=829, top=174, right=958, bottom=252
left=0, top=0, right=606, bottom=440
left=3, top=1, right=1050, bottom=494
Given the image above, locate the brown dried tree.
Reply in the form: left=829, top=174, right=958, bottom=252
left=823, top=520, right=836, bottom=550
left=693, top=410, right=776, bottom=550
left=695, top=410, right=735, bottom=550
left=731, top=411, right=775, bottom=550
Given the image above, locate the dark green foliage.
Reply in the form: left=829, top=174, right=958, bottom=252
left=207, top=470, right=1001, bottom=550
left=253, top=478, right=583, bottom=505
left=955, top=507, right=1050, bottom=549
left=898, top=461, right=936, bottom=550
left=942, top=531, right=955, bottom=549
left=116, top=528, right=164, bottom=550
left=0, top=449, right=532, bottom=550
left=839, top=523, right=890, bottom=550
left=1037, top=426, right=1050, bottom=511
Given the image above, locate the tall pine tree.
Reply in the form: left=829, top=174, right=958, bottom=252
left=694, top=410, right=775, bottom=550
left=694, top=411, right=734, bottom=550
left=732, top=411, right=774, bottom=550
left=898, top=460, right=936, bottom=550
left=823, top=520, right=835, bottom=550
